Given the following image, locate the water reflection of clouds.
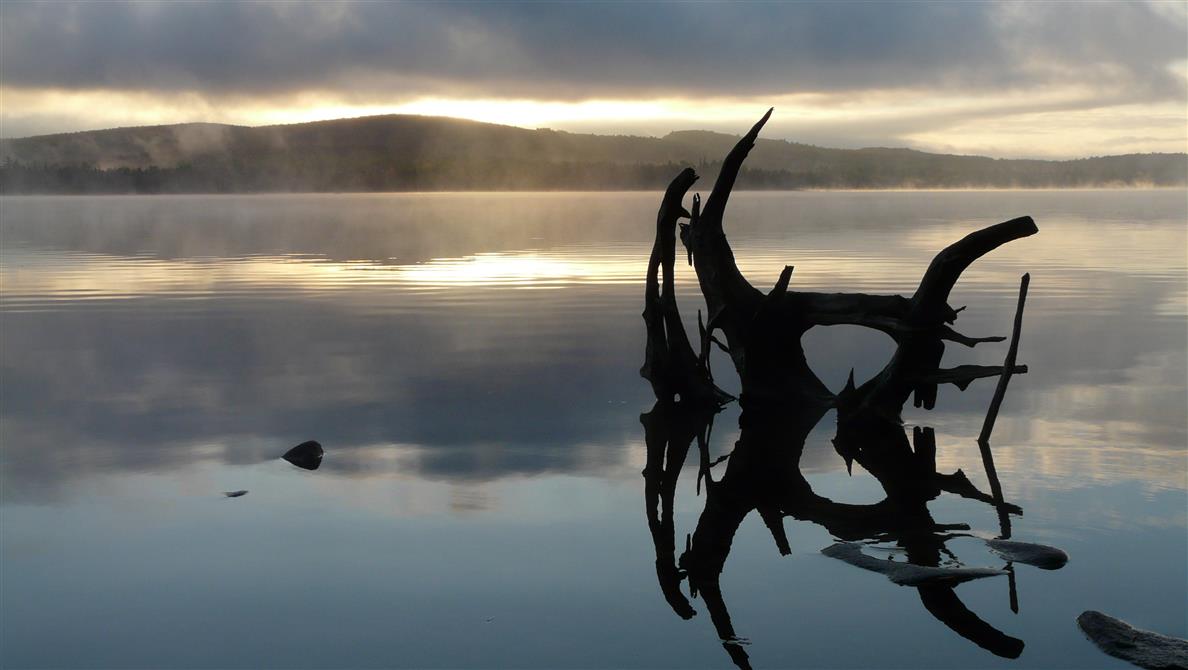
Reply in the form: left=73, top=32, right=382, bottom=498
left=0, top=297, right=650, bottom=501
left=1, top=191, right=1184, bottom=504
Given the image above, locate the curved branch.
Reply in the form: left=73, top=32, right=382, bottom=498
left=910, top=217, right=1038, bottom=323
left=641, top=169, right=733, bottom=405
left=701, top=107, right=772, bottom=229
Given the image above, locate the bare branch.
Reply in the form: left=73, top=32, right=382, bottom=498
left=921, top=364, right=1029, bottom=391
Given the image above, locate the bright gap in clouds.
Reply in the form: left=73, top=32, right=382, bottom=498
left=2, top=82, right=1186, bottom=159
left=240, top=96, right=787, bottom=132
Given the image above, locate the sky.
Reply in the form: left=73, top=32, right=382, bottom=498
left=0, top=1, right=1185, bottom=158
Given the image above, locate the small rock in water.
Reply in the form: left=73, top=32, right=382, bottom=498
left=282, top=440, right=324, bottom=470
left=986, top=538, right=1069, bottom=570
left=822, top=542, right=1007, bottom=586
left=1077, top=610, right=1188, bottom=670
left=223, top=490, right=248, bottom=498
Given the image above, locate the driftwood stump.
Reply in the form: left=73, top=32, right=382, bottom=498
left=644, top=108, right=1036, bottom=410
left=639, top=110, right=1044, bottom=669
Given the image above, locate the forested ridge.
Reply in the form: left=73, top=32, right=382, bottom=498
left=2, top=115, right=1183, bottom=193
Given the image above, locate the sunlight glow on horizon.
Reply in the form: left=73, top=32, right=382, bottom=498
left=3, top=80, right=1186, bottom=159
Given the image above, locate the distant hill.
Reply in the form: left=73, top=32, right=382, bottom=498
left=1, top=114, right=1184, bottom=193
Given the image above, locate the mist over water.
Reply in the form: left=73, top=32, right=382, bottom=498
left=1, top=190, right=1184, bottom=668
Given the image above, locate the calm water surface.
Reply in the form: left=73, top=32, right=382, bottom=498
left=1, top=191, right=1185, bottom=669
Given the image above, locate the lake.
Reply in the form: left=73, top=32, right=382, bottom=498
left=1, top=190, right=1185, bottom=669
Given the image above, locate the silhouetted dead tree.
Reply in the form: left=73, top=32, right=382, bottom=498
left=650, top=108, right=1037, bottom=408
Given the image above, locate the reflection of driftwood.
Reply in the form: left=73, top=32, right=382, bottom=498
left=641, top=401, right=712, bottom=620
left=637, top=402, right=758, bottom=668
left=918, top=584, right=1025, bottom=659
left=1077, top=611, right=1188, bottom=670
left=669, top=400, right=1029, bottom=666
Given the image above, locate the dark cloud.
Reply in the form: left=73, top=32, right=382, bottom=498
left=0, top=1, right=1183, bottom=101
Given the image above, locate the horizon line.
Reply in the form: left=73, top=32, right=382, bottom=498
left=4, top=111, right=1186, bottom=163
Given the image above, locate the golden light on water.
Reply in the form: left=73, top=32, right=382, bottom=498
left=389, top=252, right=643, bottom=287
left=4, top=213, right=1183, bottom=302
left=0, top=250, right=654, bottom=305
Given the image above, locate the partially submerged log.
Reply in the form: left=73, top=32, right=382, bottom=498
left=822, top=542, right=1006, bottom=586
left=985, top=539, right=1068, bottom=570
left=1077, top=611, right=1188, bottom=670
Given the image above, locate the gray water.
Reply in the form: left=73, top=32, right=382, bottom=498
left=1, top=190, right=1184, bottom=669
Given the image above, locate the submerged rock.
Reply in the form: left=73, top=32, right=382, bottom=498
left=1077, top=611, right=1188, bottom=670
left=223, top=490, right=248, bottom=498
left=282, top=440, right=323, bottom=470
left=986, top=538, right=1069, bottom=570
left=822, top=542, right=1006, bottom=586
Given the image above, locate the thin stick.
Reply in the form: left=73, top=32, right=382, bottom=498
left=979, top=273, right=1030, bottom=445
left=977, top=273, right=1030, bottom=538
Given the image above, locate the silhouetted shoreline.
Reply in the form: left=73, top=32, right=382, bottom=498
left=3, top=114, right=1183, bottom=194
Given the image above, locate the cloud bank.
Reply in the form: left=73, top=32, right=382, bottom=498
left=1, top=1, right=1185, bottom=156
